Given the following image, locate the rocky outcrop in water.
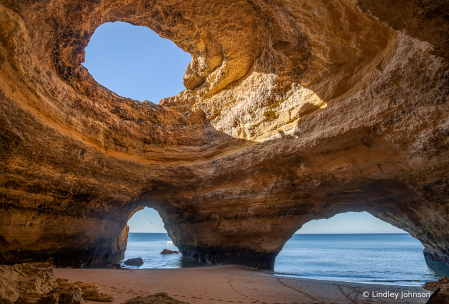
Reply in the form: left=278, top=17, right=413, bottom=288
left=123, top=258, right=144, bottom=267
left=160, top=249, right=179, bottom=255
left=0, top=0, right=448, bottom=269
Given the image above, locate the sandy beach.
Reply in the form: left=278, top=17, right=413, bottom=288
left=54, top=266, right=432, bottom=304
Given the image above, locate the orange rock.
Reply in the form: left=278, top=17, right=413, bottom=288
left=0, top=0, right=448, bottom=270
left=57, top=278, right=116, bottom=302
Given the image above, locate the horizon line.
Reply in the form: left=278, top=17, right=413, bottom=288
left=128, top=232, right=409, bottom=234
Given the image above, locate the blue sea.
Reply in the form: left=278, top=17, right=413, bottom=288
left=116, top=233, right=449, bottom=286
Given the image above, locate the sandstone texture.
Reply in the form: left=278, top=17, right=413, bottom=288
left=57, top=278, right=115, bottom=302
left=0, top=264, right=115, bottom=304
left=121, top=293, right=188, bottom=304
left=427, top=292, right=449, bottom=304
left=32, top=286, right=84, bottom=304
left=425, top=277, right=449, bottom=304
left=0, top=264, right=58, bottom=304
left=425, top=277, right=449, bottom=292
left=0, top=0, right=448, bottom=269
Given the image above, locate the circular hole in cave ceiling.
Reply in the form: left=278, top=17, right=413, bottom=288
left=83, top=22, right=191, bottom=103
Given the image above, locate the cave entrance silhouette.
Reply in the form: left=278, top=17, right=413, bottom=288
left=83, top=21, right=191, bottom=103
left=275, top=212, right=447, bottom=286
left=122, top=207, right=181, bottom=269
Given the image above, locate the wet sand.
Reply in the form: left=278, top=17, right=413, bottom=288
left=54, top=266, right=432, bottom=304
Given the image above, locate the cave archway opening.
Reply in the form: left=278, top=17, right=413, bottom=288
left=122, top=207, right=181, bottom=269
left=275, top=211, right=449, bottom=285
left=83, top=21, right=191, bottom=103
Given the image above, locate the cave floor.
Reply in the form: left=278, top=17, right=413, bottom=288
left=54, top=265, right=430, bottom=304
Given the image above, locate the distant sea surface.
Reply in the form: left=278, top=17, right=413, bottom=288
left=117, top=233, right=449, bottom=286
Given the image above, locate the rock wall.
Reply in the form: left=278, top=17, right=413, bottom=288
left=0, top=0, right=448, bottom=268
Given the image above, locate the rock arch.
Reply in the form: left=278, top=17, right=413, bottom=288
left=0, top=0, right=448, bottom=268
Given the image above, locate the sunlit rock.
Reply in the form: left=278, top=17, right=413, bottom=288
left=0, top=0, right=448, bottom=269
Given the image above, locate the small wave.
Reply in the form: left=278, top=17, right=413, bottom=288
left=273, top=273, right=425, bottom=287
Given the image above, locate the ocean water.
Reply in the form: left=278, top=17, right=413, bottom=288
left=121, top=233, right=208, bottom=269
left=272, top=233, right=449, bottom=286
left=118, top=233, right=449, bottom=286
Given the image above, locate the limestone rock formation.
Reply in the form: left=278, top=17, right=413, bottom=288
left=425, top=277, right=449, bottom=292
left=425, top=277, right=449, bottom=304
left=0, top=264, right=58, bottom=304
left=0, top=264, right=115, bottom=303
left=57, top=278, right=116, bottom=302
left=0, top=0, right=448, bottom=269
left=426, top=291, right=449, bottom=304
left=34, top=285, right=83, bottom=304
left=121, top=293, right=188, bottom=304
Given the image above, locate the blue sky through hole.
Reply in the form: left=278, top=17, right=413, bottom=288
left=83, top=22, right=191, bottom=103
left=128, top=208, right=167, bottom=233
left=128, top=208, right=405, bottom=234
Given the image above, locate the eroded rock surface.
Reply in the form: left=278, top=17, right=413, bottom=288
left=121, top=293, right=188, bottom=304
left=425, top=277, right=449, bottom=304
left=57, top=278, right=115, bottom=302
left=0, top=0, right=448, bottom=268
left=0, top=264, right=58, bottom=304
left=0, top=264, right=115, bottom=303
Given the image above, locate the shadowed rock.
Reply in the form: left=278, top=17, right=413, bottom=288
left=0, top=264, right=58, bottom=304
left=425, top=277, right=449, bottom=304
left=426, top=290, right=449, bottom=304
left=160, top=249, right=179, bottom=255
left=124, top=258, right=144, bottom=267
left=15, top=286, right=83, bottom=304
left=0, top=264, right=115, bottom=304
left=425, top=277, right=449, bottom=292
left=57, top=278, right=116, bottom=302
left=121, top=293, right=188, bottom=304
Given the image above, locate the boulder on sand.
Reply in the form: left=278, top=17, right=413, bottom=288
left=0, top=263, right=115, bottom=303
left=121, top=293, right=188, bottom=304
left=57, top=278, right=116, bottom=302
left=0, top=264, right=58, bottom=304
left=425, top=277, right=449, bottom=291
left=425, top=277, right=449, bottom=304
left=15, top=285, right=84, bottom=304
left=124, top=258, right=144, bottom=266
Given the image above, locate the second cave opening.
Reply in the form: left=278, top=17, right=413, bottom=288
left=274, top=212, right=449, bottom=285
